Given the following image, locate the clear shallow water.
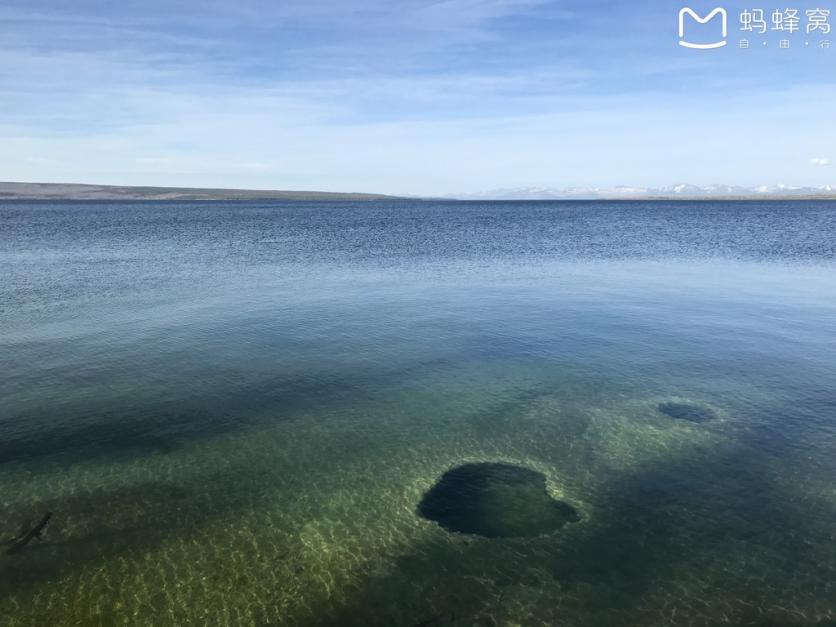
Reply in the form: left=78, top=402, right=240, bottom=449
left=1, top=200, right=835, bottom=626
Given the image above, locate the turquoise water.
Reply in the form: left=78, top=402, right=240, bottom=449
left=1, top=200, right=835, bottom=626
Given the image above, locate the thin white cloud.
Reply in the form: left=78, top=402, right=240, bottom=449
left=810, top=158, right=830, bottom=167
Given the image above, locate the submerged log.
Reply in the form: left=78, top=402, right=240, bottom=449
left=4, top=513, right=52, bottom=555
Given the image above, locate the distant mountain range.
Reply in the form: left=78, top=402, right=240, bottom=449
left=450, top=184, right=836, bottom=200
left=0, top=182, right=400, bottom=201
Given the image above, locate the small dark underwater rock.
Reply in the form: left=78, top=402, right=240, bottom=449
left=417, top=463, right=580, bottom=538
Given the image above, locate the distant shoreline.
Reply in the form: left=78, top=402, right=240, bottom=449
left=0, top=182, right=403, bottom=201
left=448, top=196, right=836, bottom=202
left=2, top=181, right=835, bottom=202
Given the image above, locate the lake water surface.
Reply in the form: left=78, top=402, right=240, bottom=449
left=1, top=200, right=835, bottom=626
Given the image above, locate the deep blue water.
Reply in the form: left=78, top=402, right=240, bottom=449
left=1, top=200, right=835, bottom=626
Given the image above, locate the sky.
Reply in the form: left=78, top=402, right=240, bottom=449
left=1, top=0, right=835, bottom=195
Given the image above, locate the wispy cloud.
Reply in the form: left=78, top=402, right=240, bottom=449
left=810, top=158, right=831, bottom=167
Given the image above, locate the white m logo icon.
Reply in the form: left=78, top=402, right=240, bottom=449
left=679, top=7, right=728, bottom=49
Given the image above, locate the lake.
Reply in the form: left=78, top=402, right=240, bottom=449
left=1, top=200, right=835, bottom=626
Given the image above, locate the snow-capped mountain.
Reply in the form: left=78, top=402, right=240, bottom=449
left=449, top=184, right=836, bottom=200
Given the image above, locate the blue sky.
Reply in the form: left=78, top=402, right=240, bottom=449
left=1, top=0, right=834, bottom=194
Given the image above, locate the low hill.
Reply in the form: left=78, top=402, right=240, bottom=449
left=0, top=182, right=401, bottom=201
